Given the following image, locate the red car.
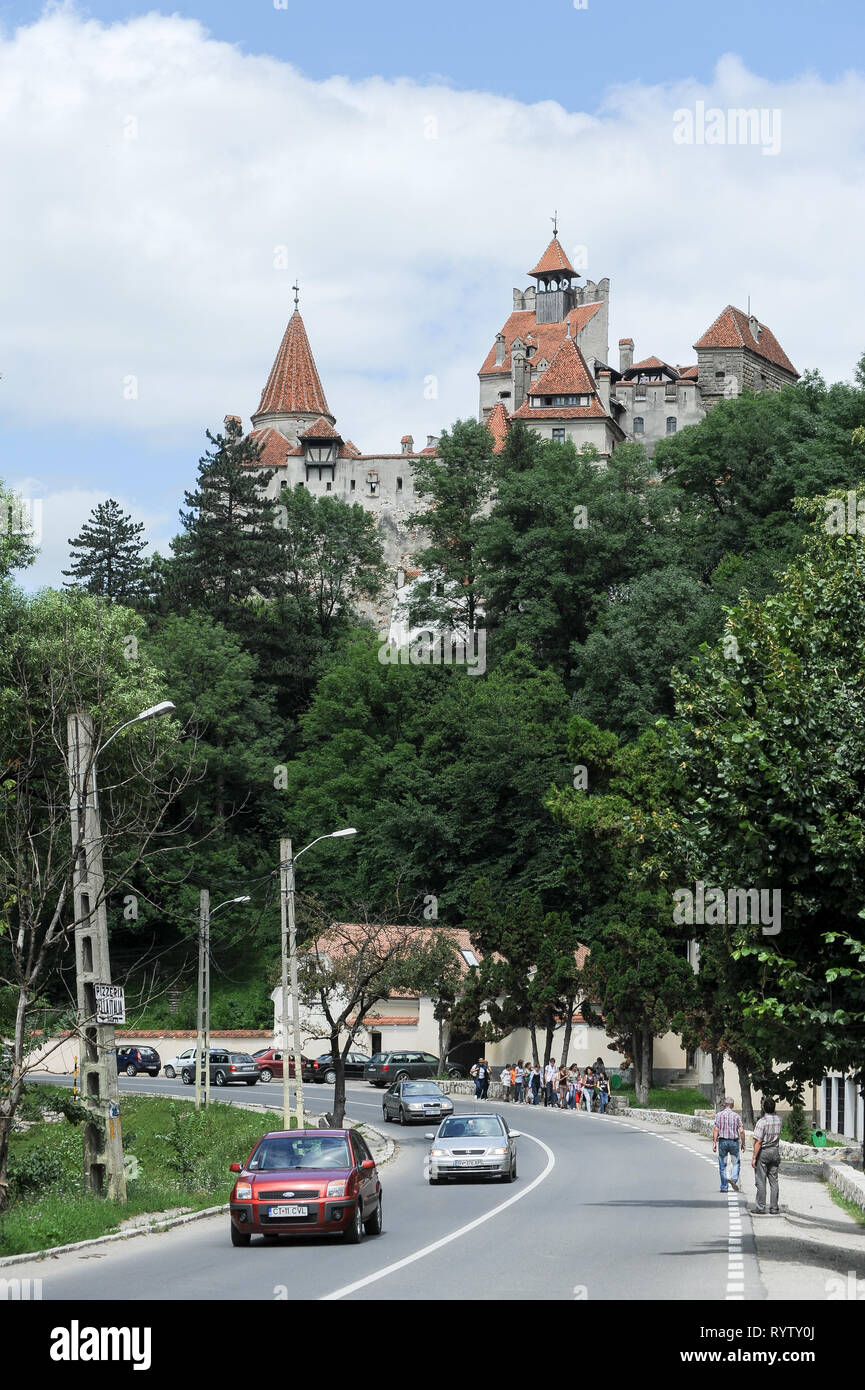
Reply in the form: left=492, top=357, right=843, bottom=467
left=251, top=1048, right=312, bottom=1083
left=229, top=1128, right=382, bottom=1246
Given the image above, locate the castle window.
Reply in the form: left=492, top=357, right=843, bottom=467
left=326, top=481, right=332, bottom=491
left=499, top=390, right=511, bottom=399
left=666, top=416, right=677, bottom=434
left=635, top=383, right=647, bottom=399
left=350, top=479, right=356, bottom=491
left=552, top=428, right=565, bottom=442
left=633, top=417, right=644, bottom=434
left=396, top=477, right=403, bottom=491
left=715, top=371, right=726, bottom=385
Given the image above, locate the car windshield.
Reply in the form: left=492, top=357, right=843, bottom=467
left=438, top=1117, right=504, bottom=1138
left=249, top=1136, right=352, bottom=1171
left=231, top=1053, right=256, bottom=1063
left=403, top=1082, right=440, bottom=1095
left=368, top=1054, right=385, bottom=1064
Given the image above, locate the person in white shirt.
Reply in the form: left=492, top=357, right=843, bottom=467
left=500, top=1066, right=511, bottom=1101
left=544, top=1059, right=557, bottom=1107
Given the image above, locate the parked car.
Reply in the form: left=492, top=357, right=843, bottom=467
left=365, top=1051, right=465, bottom=1087
left=180, top=1050, right=261, bottom=1086
left=250, top=1048, right=312, bottom=1083
left=308, top=1051, right=372, bottom=1084
left=163, top=1047, right=216, bottom=1079
left=382, top=1079, right=454, bottom=1126
left=228, top=1127, right=383, bottom=1246
left=425, top=1112, right=520, bottom=1184
left=115, top=1045, right=161, bottom=1078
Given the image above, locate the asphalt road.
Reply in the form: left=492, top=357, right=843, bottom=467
left=16, top=1075, right=761, bottom=1301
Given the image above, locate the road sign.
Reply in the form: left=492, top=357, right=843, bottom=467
left=94, top=983, right=126, bottom=1025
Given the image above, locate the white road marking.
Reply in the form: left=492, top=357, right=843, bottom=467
left=319, top=1131, right=556, bottom=1301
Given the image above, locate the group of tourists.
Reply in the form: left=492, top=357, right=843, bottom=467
left=469, top=1057, right=612, bottom=1113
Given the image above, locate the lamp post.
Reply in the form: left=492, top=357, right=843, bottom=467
left=279, top=829, right=357, bottom=1130
left=195, top=892, right=251, bottom=1111
left=68, top=699, right=175, bottom=1200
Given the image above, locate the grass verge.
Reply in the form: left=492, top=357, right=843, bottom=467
left=618, top=1086, right=707, bottom=1114
left=827, top=1185, right=865, bottom=1226
left=0, top=1090, right=287, bottom=1258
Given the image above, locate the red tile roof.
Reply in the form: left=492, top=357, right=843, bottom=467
left=400, top=434, right=413, bottom=443
left=484, top=400, right=510, bottom=453
left=340, top=439, right=362, bottom=458
left=349, top=1016, right=419, bottom=1029
left=512, top=401, right=609, bottom=420
left=300, top=416, right=343, bottom=441
left=479, top=303, right=602, bottom=377
left=627, top=356, right=676, bottom=375
left=677, top=365, right=699, bottom=379
left=529, top=235, right=577, bottom=277
left=256, top=310, right=334, bottom=419
left=244, top=425, right=291, bottom=469
left=528, top=336, right=597, bottom=397
left=693, top=305, right=798, bottom=376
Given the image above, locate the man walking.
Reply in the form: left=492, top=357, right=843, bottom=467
left=751, top=1097, right=782, bottom=1214
left=514, top=1061, right=525, bottom=1104
left=713, top=1096, right=746, bottom=1192
left=544, top=1058, right=557, bottom=1107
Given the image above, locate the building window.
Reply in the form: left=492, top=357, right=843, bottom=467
left=552, top=428, right=565, bottom=442
left=326, top=481, right=332, bottom=491
left=350, top=479, right=356, bottom=491
left=633, top=417, right=644, bottom=434
left=666, top=416, right=677, bottom=434
left=715, top=370, right=726, bottom=385
left=396, top=477, right=403, bottom=491
left=499, top=390, right=511, bottom=399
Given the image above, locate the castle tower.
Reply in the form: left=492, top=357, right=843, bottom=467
left=250, top=303, right=335, bottom=446
left=528, top=233, right=579, bottom=325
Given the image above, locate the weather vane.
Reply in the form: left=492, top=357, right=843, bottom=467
left=551, top=210, right=559, bottom=236
left=292, top=280, right=300, bottom=310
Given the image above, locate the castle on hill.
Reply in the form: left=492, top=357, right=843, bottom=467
left=233, top=230, right=800, bottom=604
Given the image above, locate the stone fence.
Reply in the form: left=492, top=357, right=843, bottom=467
left=617, top=1106, right=854, bottom=1162
left=823, top=1159, right=865, bottom=1215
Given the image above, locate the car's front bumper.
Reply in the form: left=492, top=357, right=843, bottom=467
left=430, top=1156, right=510, bottom=1178
left=230, top=1199, right=357, bottom=1235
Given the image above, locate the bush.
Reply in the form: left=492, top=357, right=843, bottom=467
left=783, top=1099, right=810, bottom=1145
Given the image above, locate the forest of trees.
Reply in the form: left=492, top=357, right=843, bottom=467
left=4, top=359, right=865, bottom=1122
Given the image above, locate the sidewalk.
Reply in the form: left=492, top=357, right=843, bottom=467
left=620, top=1108, right=865, bottom=1299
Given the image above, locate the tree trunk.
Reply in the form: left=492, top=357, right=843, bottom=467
left=437, top=1016, right=452, bottom=1075
left=560, top=1001, right=574, bottom=1071
left=542, top=1025, right=554, bottom=1069
left=737, top=1062, right=755, bottom=1128
left=646, top=1034, right=654, bottom=1090
left=711, top=1050, right=726, bottom=1112
left=528, top=1024, right=539, bottom=1068
left=0, top=986, right=30, bottom=1214
left=330, top=1031, right=346, bottom=1128
left=635, top=1024, right=651, bottom=1104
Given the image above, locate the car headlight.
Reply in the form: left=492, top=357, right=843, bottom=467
left=235, top=1181, right=253, bottom=1200
left=326, top=1179, right=347, bottom=1197
left=430, top=1148, right=448, bottom=1157
left=408, top=1103, right=424, bottom=1111
left=443, top=1101, right=453, bottom=1110
left=489, top=1146, right=508, bottom=1156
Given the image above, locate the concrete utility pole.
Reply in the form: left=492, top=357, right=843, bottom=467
left=280, top=837, right=304, bottom=1131
left=67, top=711, right=127, bottom=1202
left=195, top=889, right=210, bottom=1112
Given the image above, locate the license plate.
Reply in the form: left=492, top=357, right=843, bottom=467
left=268, top=1204, right=308, bottom=1217
left=455, top=1159, right=483, bottom=1167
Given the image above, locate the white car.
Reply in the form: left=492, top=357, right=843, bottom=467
left=163, top=1047, right=214, bottom=1079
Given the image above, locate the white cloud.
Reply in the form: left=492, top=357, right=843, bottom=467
left=1, top=12, right=864, bottom=462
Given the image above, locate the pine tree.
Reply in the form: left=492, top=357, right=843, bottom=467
left=63, top=498, right=147, bottom=601
left=167, top=418, right=284, bottom=624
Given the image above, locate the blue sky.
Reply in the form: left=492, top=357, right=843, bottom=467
left=2, top=1, right=864, bottom=587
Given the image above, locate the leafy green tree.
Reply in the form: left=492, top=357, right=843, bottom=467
left=0, top=481, right=38, bottom=577
left=408, top=418, right=495, bottom=632
left=63, top=499, right=147, bottom=602
left=660, top=493, right=865, bottom=1155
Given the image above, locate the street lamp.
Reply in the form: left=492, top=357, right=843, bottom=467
left=196, top=892, right=252, bottom=1111
left=280, top=829, right=358, bottom=1130
left=68, top=698, right=177, bottom=1201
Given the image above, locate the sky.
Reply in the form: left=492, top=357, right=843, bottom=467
left=2, top=0, right=864, bottom=588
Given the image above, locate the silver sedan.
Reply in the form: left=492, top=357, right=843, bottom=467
left=382, top=1079, right=454, bottom=1125
left=425, top=1113, right=520, bottom=1184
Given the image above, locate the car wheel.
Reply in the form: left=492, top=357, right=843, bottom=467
left=230, top=1223, right=251, bottom=1247
left=395, top=1071, right=410, bottom=1082
left=382, top=1108, right=390, bottom=1123
left=364, top=1196, right=383, bottom=1235
left=325, top=1069, right=336, bottom=1084
left=345, top=1202, right=364, bottom=1245
left=399, top=1108, right=408, bottom=1125
left=260, top=1068, right=272, bottom=1083
left=181, top=1069, right=192, bottom=1085
left=164, top=1067, right=175, bottom=1079
left=124, top=1065, right=137, bottom=1077
left=504, top=1159, right=516, bottom=1183
left=215, top=1070, right=227, bottom=1086
left=447, top=1066, right=464, bottom=1079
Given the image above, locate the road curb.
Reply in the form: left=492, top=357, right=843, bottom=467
left=0, top=1203, right=229, bottom=1269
